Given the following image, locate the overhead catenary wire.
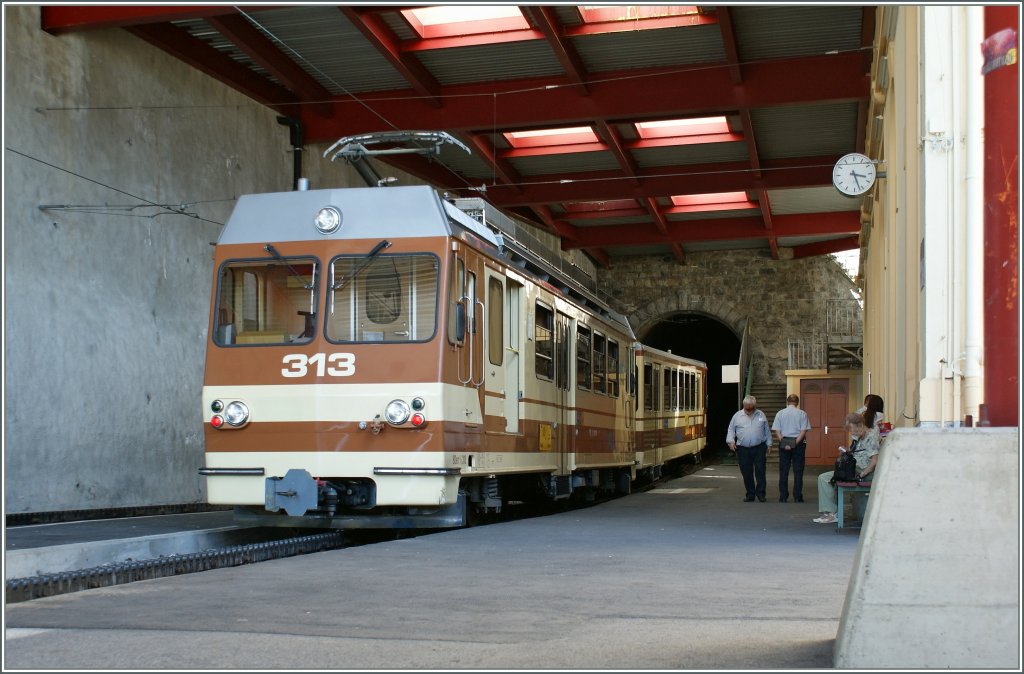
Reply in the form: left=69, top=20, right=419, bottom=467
left=6, top=147, right=227, bottom=227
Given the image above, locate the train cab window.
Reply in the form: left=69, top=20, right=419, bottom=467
left=534, top=303, right=554, bottom=380
left=607, top=340, right=620, bottom=398
left=643, top=363, right=654, bottom=411
left=592, top=332, right=607, bottom=394
left=213, top=257, right=318, bottom=346
left=576, top=325, right=592, bottom=391
left=488, top=277, right=503, bottom=366
left=327, top=253, right=439, bottom=343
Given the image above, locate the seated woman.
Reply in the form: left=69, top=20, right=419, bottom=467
left=813, top=412, right=881, bottom=524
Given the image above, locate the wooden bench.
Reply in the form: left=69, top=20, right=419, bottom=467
left=834, top=480, right=872, bottom=531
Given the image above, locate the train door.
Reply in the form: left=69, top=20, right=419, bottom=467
left=801, top=378, right=850, bottom=465
left=484, top=271, right=522, bottom=433
left=555, top=311, right=572, bottom=474
left=504, top=279, right=522, bottom=432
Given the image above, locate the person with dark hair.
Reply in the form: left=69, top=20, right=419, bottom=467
left=812, top=412, right=881, bottom=524
left=859, top=393, right=885, bottom=431
left=727, top=395, right=773, bottom=502
left=772, top=394, right=811, bottom=502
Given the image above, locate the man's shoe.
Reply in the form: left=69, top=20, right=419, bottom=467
left=813, top=512, right=837, bottom=523
left=795, top=497, right=805, bottom=503
left=757, top=495, right=766, bottom=502
left=779, top=497, right=788, bottom=502
left=743, top=496, right=755, bottom=502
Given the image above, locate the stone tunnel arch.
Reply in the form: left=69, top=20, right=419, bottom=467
left=631, top=293, right=771, bottom=455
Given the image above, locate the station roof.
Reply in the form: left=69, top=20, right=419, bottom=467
left=42, top=4, right=874, bottom=267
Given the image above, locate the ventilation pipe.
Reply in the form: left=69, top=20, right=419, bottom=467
left=277, top=116, right=303, bottom=191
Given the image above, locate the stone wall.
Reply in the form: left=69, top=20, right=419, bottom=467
left=598, top=250, right=861, bottom=383
left=1, top=7, right=377, bottom=513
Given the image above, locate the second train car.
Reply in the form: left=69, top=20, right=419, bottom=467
left=200, top=180, right=706, bottom=528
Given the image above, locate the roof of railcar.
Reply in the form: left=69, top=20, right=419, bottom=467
left=635, top=343, right=708, bottom=369
left=219, top=185, right=499, bottom=245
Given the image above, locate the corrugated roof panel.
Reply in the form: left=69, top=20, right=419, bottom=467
left=778, top=234, right=858, bottom=248
left=752, top=102, right=859, bottom=160
left=667, top=209, right=761, bottom=222
left=731, top=6, right=864, bottom=61
left=572, top=24, right=725, bottom=72
left=241, top=7, right=411, bottom=94
left=571, top=216, right=653, bottom=228
left=684, top=239, right=767, bottom=253
left=768, top=186, right=862, bottom=214
left=414, top=41, right=565, bottom=86
left=608, top=246, right=682, bottom=259
left=378, top=11, right=418, bottom=41
left=633, top=141, right=749, bottom=168
left=508, top=151, right=622, bottom=176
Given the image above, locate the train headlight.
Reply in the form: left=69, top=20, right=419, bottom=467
left=384, top=400, right=411, bottom=426
left=211, top=400, right=224, bottom=413
left=314, top=206, right=342, bottom=234
left=224, top=401, right=250, bottom=427
left=411, top=397, right=425, bottom=411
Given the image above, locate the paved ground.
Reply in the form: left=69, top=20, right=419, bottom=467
left=4, top=463, right=858, bottom=670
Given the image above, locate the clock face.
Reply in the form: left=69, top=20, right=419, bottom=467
left=833, top=153, right=876, bottom=196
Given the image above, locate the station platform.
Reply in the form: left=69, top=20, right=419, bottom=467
left=4, top=463, right=860, bottom=670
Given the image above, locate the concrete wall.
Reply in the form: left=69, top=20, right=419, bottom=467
left=834, top=428, right=1020, bottom=667
left=0, top=6, right=380, bottom=513
left=599, top=251, right=861, bottom=384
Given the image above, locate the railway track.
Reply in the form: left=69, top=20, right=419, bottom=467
left=7, top=456, right=713, bottom=604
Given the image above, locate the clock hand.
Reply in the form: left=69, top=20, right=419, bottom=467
left=851, top=173, right=862, bottom=189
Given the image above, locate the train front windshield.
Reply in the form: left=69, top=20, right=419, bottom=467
left=213, top=258, right=318, bottom=346
left=327, top=254, right=439, bottom=343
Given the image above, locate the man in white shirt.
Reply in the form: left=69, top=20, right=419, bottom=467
left=772, top=394, right=812, bottom=503
left=726, top=395, right=773, bottom=502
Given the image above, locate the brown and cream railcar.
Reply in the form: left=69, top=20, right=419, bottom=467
left=200, top=185, right=644, bottom=528
left=633, top=345, right=708, bottom=480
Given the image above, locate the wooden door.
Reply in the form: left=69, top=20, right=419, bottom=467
left=801, top=378, right=850, bottom=465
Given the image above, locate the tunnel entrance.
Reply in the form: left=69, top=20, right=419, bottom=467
left=640, top=313, right=741, bottom=456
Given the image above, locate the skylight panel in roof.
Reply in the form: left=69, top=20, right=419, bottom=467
left=670, top=192, right=757, bottom=213
left=504, top=127, right=600, bottom=149
left=580, top=5, right=701, bottom=23
left=636, top=116, right=731, bottom=139
left=402, top=6, right=529, bottom=39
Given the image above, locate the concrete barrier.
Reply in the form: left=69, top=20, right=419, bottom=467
left=834, top=428, right=1020, bottom=668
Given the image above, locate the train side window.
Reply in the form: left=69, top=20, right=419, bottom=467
left=447, top=257, right=466, bottom=345
left=576, top=325, right=591, bottom=391
left=663, top=367, right=672, bottom=410
left=592, top=332, right=606, bottom=394
left=607, top=340, right=619, bottom=398
left=643, top=363, right=654, bottom=411
left=652, top=364, right=661, bottom=411
left=534, top=303, right=554, bottom=380
left=214, top=257, right=318, bottom=346
left=488, top=277, right=503, bottom=366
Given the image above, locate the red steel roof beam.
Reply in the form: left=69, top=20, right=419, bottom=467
left=791, top=236, right=861, bottom=258
left=206, top=15, right=333, bottom=118
left=585, top=247, right=612, bottom=268
left=481, top=157, right=840, bottom=206
left=41, top=6, right=244, bottom=34
left=126, top=23, right=299, bottom=113
left=301, top=53, right=870, bottom=143
left=522, top=6, right=590, bottom=96
left=715, top=7, right=743, bottom=85
left=561, top=212, right=861, bottom=249
left=467, top=134, right=524, bottom=194
left=595, top=121, right=640, bottom=185
left=339, top=7, right=443, bottom=108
